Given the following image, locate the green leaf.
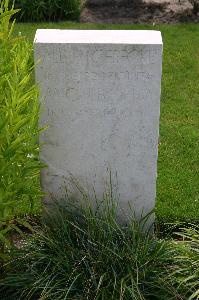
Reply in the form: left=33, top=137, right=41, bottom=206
left=0, top=9, right=20, bottom=22
left=0, top=115, right=8, bottom=132
left=12, top=116, right=32, bottom=133
left=16, top=218, right=33, bottom=232
left=4, top=134, right=27, bottom=156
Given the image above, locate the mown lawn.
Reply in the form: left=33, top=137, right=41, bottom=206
left=14, top=22, right=199, bottom=224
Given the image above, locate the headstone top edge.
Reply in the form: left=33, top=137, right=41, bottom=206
left=34, top=29, right=163, bottom=45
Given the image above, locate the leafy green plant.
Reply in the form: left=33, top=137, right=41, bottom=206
left=0, top=0, right=44, bottom=251
left=14, top=0, right=82, bottom=22
left=0, top=187, right=183, bottom=300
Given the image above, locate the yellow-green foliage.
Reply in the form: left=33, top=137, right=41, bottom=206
left=0, top=0, right=44, bottom=245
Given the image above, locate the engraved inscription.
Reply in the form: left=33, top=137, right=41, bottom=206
left=37, top=45, right=161, bottom=66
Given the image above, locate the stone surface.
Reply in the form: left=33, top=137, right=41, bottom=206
left=34, top=29, right=163, bottom=220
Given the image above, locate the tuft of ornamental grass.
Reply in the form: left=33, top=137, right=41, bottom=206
left=0, top=189, right=183, bottom=300
left=170, top=225, right=199, bottom=300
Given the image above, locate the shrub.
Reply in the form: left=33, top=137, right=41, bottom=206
left=0, top=189, right=182, bottom=300
left=189, top=0, right=199, bottom=14
left=0, top=0, right=44, bottom=249
left=14, top=0, right=81, bottom=22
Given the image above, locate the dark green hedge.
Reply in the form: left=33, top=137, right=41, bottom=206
left=14, top=0, right=81, bottom=22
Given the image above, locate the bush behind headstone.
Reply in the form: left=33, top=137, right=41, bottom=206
left=14, top=0, right=81, bottom=22
left=189, top=0, right=199, bottom=14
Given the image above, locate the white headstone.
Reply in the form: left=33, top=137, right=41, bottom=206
left=34, top=29, right=163, bottom=220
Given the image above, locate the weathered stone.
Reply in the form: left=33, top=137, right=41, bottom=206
left=34, top=29, right=163, bottom=221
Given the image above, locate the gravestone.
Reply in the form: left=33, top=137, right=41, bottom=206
left=34, top=29, right=163, bottom=221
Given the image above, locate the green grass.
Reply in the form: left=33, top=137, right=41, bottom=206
left=14, top=22, right=199, bottom=224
